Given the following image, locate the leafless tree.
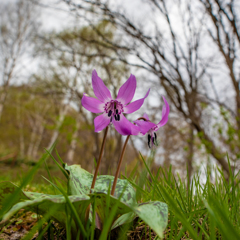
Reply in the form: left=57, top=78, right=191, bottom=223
left=199, top=0, right=240, bottom=163
left=32, top=21, right=137, bottom=172
left=58, top=0, right=240, bottom=176
left=0, top=0, right=39, bottom=121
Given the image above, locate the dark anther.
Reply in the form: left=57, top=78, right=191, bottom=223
left=110, top=116, right=112, bottom=122
left=114, top=114, right=120, bottom=121
left=116, top=109, right=118, bottom=114
left=148, top=134, right=151, bottom=148
left=153, top=133, right=158, bottom=146
left=108, top=110, right=112, bottom=117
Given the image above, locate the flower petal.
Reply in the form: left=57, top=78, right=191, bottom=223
left=157, top=96, right=170, bottom=127
left=116, top=74, right=136, bottom=105
left=124, top=89, right=150, bottom=114
left=143, top=113, right=150, bottom=121
left=113, top=114, right=140, bottom=135
left=134, top=120, right=156, bottom=135
left=82, top=94, right=104, bottom=113
left=92, top=70, right=112, bottom=103
left=94, top=113, right=111, bottom=132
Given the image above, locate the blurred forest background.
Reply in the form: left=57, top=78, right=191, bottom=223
left=0, top=0, right=239, bottom=180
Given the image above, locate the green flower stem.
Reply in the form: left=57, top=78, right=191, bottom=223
left=111, top=135, right=130, bottom=196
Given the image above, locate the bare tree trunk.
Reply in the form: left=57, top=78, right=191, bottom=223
left=32, top=104, right=50, bottom=159
left=192, top=121, right=230, bottom=174
left=27, top=103, right=50, bottom=160
left=66, top=116, right=80, bottom=164
left=32, top=119, right=46, bottom=160
left=0, top=0, right=37, bottom=122
left=47, top=102, right=69, bottom=150
left=0, top=91, right=7, bottom=122
left=26, top=117, right=37, bottom=159
left=16, top=101, right=25, bottom=159
left=187, top=124, right=194, bottom=190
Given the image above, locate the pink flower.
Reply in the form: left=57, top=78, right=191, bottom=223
left=81, top=70, right=150, bottom=135
left=134, top=96, right=170, bottom=148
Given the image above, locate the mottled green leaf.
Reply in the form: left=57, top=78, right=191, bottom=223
left=94, top=176, right=136, bottom=206
left=2, top=193, right=91, bottom=228
left=111, top=211, right=135, bottom=229
left=65, top=164, right=92, bottom=196
left=0, top=165, right=169, bottom=239
left=0, top=181, right=91, bottom=231
left=111, top=201, right=168, bottom=235
left=24, top=191, right=54, bottom=199
left=133, top=201, right=168, bottom=238
left=65, top=164, right=136, bottom=206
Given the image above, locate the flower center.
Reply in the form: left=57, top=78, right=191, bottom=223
left=104, top=100, right=123, bottom=122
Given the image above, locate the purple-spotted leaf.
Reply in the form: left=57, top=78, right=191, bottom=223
left=111, top=211, right=135, bottom=229
left=134, top=201, right=168, bottom=238
left=65, top=164, right=137, bottom=206
left=0, top=181, right=90, bottom=230
left=111, top=201, right=168, bottom=238
left=0, top=166, right=168, bottom=238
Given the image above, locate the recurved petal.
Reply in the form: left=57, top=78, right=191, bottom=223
left=157, top=96, right=170, bottom=127
left=94, top=113, right=111, bottom=132
left=116, top=74, right=136, bottom=105
left=113, top=114, right=140, bottom=136
left=82, top=94, right=104, bottom=113
left=92, top=70, right=112, bottom=103
left=124, top=89, right=150, bottom=114
left=134, top=120, right=156, bottom=135
left=143, top=113, right=150, bottom=121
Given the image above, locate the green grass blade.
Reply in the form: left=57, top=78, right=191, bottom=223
left=45, top=149, right=68, bottom=179
left=0, top=143, right=56, bottom=219
left=42, top=177, right=88, bottom=238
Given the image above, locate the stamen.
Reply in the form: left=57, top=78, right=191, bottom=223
left=152, top=136, right=155, bottom=146
left=104, top=100, right=123, bottom=119
left=117, top=114, right=120, bottom=121
left=108, top=110, right=112, bottom=117
left=114, top=115, right=118, bottom=121
left=154, top=133, right=158, bottom=146
left=148, top=134, right=151, bottom=148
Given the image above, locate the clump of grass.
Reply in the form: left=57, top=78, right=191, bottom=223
left=128, top=156, right=240, bottom=239
left=1, top=150, right=240, bottom=239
